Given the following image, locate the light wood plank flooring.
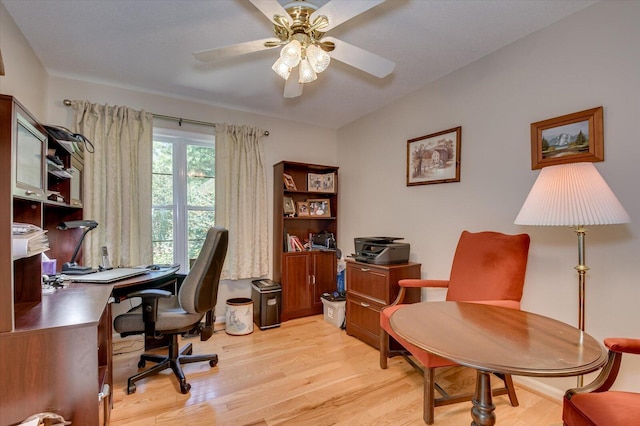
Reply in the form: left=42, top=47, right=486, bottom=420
left=110, top=315, right=562, bottom=425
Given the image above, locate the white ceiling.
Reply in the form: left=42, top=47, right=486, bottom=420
left=2, top=0, right=597, bottom=129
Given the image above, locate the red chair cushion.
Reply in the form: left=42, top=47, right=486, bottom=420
left=446, top=231, right=530, bottom=303
left=563, top=391, right=640, bottom=426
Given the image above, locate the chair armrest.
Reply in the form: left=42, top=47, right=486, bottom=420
left=399, top=279, right=449, bottom=288
left=127, top=289, right=172, bottom=325
left=605, top=338, right=640, bottom=355
left=565, top=337, right=637, bottom=398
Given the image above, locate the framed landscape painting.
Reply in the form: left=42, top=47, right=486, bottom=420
left=530, top=106, right=603, bottom=169
left=407, top=126, right=461, bottom=186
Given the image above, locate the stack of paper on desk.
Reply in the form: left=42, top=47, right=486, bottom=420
left=12, top=222, right=49, bottom=260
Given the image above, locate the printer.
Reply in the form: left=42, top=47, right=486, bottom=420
left=352, top=237, right=410, bottom=265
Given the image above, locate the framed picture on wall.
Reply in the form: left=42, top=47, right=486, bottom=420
left=407, top=126, right=461, bottom=186
left=530, top=106, right=603, bottom=169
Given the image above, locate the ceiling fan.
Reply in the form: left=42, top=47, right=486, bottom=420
left=193, top=0, right=395, bottom=98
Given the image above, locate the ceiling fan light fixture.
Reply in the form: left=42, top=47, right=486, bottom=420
left=306, top=44, right=331, bottom=73
left=280, top=39, right=302, bottom=68
left=299, top=57, right=317, bottom=83
left=272, top=57, right=291, bottom=80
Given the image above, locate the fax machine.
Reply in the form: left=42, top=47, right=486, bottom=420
left=352, top=237, right=410, bottom=265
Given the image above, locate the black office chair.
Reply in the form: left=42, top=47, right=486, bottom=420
left=114, top=226, right=228, bottom=394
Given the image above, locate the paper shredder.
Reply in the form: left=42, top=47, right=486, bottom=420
left=251, top=279, right=281, bottom=330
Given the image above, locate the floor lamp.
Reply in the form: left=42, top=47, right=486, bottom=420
left=514, top=162, right=629, bottom=387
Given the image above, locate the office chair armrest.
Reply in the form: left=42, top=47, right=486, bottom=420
left=398, top=279, right=449, bottom=288
left=605, top=338, right=640, bottom=355
left=127, top=289, right=172, bottom=325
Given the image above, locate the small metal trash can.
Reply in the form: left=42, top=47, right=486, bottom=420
left=225, top=297, right=254, bottom=335
left=251, top=279, right=281, bottom=330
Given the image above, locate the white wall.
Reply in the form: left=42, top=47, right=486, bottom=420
left=338, top=0, right=640, bottom=398
left=0, top=2, right=48, bottom=117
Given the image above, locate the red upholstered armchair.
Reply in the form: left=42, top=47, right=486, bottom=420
left=379, top=230, right=530, bottom=424
left=563, top=337, right=640, bottom=425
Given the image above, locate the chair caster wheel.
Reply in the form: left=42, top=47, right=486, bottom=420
left=127, top=384, right=136, bottom=395
left=209, top=359, right=218, bottom=367
left=138, top=359, right=146, bottom=368
left=180, top=382, right=191, bottom=394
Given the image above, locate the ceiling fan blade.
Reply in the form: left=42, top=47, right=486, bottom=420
left=249, top=0, right=292, bottom=26
left=324, top=37, right=395, bottom=78
left=312, top=0, right=386, bottom=32
left=284, top=68, right=303, bottom=98
left=193, top=38, right=276, bottom=62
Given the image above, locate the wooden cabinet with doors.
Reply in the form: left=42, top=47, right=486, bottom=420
left=346, top=260, right=421, bottom=350
left=273, top=161, right=339, bottom=321
left=0, top=94, right=111, bottom=425
left=281, top=250, right=337, bottom=321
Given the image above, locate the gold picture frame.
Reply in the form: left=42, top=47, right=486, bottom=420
left=296, top=201, right=309, bottom=216
left=283, top=196, right=295, bottom=216
left=283, top=173, right=297, bottom=190
left=530, top=106, right=603, bottom=170
left=307, top=172, right=335, bottom=193
left=307, top=199, right=331, bottom=217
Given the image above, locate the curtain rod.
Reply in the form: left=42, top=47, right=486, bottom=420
left=62, top=99, right=269, bottom=136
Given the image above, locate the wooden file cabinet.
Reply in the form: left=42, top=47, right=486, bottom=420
left=345, top=260, right=421, bottom=349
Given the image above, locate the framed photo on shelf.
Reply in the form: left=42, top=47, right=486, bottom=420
left=296, top=201, right=309, bottom=216
left=283, top=173, right=297, bottom=190
left=308, top=199, right=331, bottom=217
left=407, top=126, right=461, bottom=186
left=283, top=196, right=295, bottom=216
left=530, top=106, right=603, bottom=169
left=307, top=172, right=335, bottom=193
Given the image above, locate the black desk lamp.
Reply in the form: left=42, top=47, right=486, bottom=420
left=57, top=220, right=98, bottom=274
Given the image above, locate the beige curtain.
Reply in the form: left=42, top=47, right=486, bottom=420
left=215, top=124, right=269, bottom=280
left=71, top=101, right=153, bottom=268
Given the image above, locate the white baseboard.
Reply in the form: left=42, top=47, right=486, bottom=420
left=513, top=376, right=564, bottom=402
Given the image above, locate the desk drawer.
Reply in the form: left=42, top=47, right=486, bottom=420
left=346, top=293, right=383, bottom=349
left=347, top=263, right=389, bottom=304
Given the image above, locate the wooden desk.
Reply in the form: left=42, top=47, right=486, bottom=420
left=110, top=266, right=181, bottom=300
left=390, top=301, right=608, bottom=426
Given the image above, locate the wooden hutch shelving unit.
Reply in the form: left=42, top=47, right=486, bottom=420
left=273, top=161, right=339, bottom=321
left=0, top=94, right=112, bottom=425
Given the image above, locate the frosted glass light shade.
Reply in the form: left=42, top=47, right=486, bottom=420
left=515, top=162, right=630, bottom=226
left=298, top=58, right=317, bottom=83
left=306, top=44, right=331, bottom=73
left=272, top=57, right=291, bottom=80
left=280, top=40, right=301, bottom=68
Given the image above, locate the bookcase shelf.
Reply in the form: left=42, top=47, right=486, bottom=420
left=273, top=161, right=339, bottom=321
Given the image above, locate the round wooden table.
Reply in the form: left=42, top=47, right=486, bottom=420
left=390, top=301, right=607, bottom=426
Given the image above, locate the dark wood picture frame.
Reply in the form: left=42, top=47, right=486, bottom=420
left=530, top=106, right=603, bottom=170
left=407, top=126, right=461, bottom=186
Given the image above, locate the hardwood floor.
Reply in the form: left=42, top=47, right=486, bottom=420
left=110, top=316, right=562, bottom=425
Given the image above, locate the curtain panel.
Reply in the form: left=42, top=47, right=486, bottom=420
left=215, top=124, right=269, bottom=280
left=71, top=101, right=153, bottom=268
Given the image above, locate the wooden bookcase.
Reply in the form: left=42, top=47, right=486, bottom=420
left=273, top=161, right=339, bottom=321
left=0, top=94, right=112, bottom=425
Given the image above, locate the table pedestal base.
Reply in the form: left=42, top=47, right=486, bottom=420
left=471, top=370, right=496, bottom=426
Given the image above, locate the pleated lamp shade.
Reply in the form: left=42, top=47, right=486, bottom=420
left=515, top=162, right=630, bottom=226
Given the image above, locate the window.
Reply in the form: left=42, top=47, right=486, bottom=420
left=152, top=128, right=215, bottom=269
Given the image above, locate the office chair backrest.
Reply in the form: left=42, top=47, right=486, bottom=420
left=178, top=226, right=228, bottom=314
left=446, top=230, right=530, bottom=303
